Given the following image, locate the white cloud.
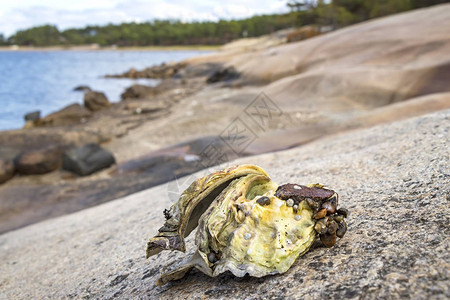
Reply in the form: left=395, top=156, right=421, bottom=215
left=0, top=0, right=289, bottom=37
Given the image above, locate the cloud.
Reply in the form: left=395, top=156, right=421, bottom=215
left=0, top=0, right=289, bottom=37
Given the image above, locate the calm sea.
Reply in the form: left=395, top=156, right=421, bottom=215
left=0, top=50, right=210, bottom=130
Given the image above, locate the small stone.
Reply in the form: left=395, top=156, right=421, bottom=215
left=244, top=232, right=252, bottom=240
left=286, top=199, right=294, bottom=207
left=294, top=185, right=302, bottom=190
left=295, top=215, right=302, bottom=221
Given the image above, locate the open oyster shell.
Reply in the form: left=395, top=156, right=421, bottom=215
left=147, top=164, right=348, bottom=285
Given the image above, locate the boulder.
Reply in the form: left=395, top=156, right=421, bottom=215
left=84, top=91, right=110, bottom=111
left=62, top=143, right=115, bottom=176
left=24, top=111, right=41, bottom=122
left=14, top=146, right=64, bottom=175
left=121, top=84, right=158, bottom=100
left=36, top=104, right=92, bottom=127
left=0, top=159, right=15, bottom=184
left=206, top=66, right=239, bottom=83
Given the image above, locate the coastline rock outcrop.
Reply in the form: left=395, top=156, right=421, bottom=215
left=36, top=103, right=92, bottom=127
left=106, top=62, right=185, bottom=79
left=121, top=84, right=158, bottom=100
left=84, top=90, right=110, bottom=111
left=24, top=111, right=41, bottom=122
left=62, top=143, right=115, bottom=176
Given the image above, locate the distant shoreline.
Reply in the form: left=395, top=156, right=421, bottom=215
left=0, top=45, right=221, bottom=52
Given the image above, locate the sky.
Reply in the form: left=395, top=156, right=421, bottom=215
left=0, top=0, right=290, bottom=37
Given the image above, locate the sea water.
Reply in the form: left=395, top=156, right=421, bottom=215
left=0, top=50, right=210, bottom=130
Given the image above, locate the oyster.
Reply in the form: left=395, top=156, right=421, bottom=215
left=147, top=164, right=348, bottom=285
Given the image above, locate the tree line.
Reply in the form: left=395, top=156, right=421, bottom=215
left=0, top=0, right=447, bottom=47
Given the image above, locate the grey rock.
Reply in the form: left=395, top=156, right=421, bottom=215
left=14, top=146, right=64, bottom=175
left=62, top=143, right=115, bottom=176
left=84, top=91, right=110, bottom=111
left=24, top=110, right=40, bottom=122
left=0, top=109, right=448, bottom=299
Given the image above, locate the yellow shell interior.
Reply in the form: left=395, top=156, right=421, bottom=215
left=196, top=174, right=316, bottom=277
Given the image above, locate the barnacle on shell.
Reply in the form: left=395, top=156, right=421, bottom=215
left=146, top=164, right=348, bottom=285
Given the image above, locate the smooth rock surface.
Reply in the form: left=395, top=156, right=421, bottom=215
left=0, top=110, right=448, bottom=299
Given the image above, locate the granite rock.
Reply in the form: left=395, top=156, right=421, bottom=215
left=62, top=143, right=116, bottom=176
left=84, top=91, right=110, bottom=111
left=0, top=110, right=448, bottom=299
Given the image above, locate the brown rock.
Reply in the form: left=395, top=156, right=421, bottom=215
left=121, top=84, right=158, bottom=100
left=84, top=91, right=110, bottom=111
left=14, top=146, right=65, bottom=175
left=0, top=159, right=15, bottom=184
left=36, top=104, right=92, bottom=127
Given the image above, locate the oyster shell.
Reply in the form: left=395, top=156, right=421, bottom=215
left=147, top=164, right=348, bottom=285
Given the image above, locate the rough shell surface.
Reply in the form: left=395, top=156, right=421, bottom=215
left=146, top=164, right=348, bottom=285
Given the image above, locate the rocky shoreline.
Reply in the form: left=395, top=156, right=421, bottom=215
left=1, top=4, right=450, bottom=236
